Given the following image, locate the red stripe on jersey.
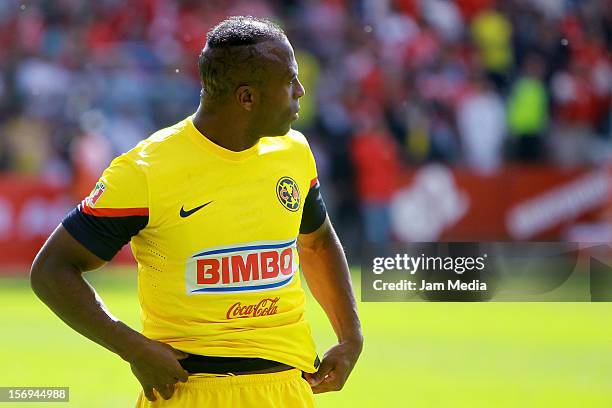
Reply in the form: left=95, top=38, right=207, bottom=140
left=310, top=177, right=318, bottom=188
left=81, top=205, right=149, bottom=217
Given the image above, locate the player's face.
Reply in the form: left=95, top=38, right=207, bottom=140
left=256, top=38, right=305, bottom=136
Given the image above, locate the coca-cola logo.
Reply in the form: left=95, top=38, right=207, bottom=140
left=226, top=297, right=280, bottom=319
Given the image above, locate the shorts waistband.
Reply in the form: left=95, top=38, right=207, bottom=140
left=179, top=354, right=291, bottom=375
left=178, top=368, right=303, bottom=389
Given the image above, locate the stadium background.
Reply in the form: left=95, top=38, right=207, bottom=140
left=1, top=0, right=611, bottom=407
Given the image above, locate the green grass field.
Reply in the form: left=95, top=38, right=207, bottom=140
left=2, top=267, right=612, bottom=407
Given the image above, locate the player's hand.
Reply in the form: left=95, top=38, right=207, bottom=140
left=303, top=337, right=363, bottom=394
left=125, top=338, right=189, bottom=402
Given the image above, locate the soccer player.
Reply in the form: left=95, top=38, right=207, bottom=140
left=30, top=16, right=362, bottom=407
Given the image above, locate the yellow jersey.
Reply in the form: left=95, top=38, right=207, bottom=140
left=62, top=116, right=326, bottom=373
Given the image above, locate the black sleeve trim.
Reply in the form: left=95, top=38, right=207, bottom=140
left=62, top=207, right=148, bottom=261
left=300, top=182, right=327, bottom=234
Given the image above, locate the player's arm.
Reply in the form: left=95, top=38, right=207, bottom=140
left=30, top=225, right=188, bottom=401
left=30, top=155, right=187, bottom=402
left=298, top=196, right=363, bottom=393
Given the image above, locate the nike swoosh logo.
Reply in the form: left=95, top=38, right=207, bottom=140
left=180, top=201, right=213, bottom=218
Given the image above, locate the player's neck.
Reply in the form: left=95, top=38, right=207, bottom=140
left=192, top=106, right=260, bottom=152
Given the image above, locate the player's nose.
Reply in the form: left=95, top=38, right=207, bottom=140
left=294, top=78, right=305, bottom=99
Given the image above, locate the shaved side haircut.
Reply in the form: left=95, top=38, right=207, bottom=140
left=198, top=16, right=287, bottom=103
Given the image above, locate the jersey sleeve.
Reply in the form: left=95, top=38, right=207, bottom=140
left=62, top=154, right=149, bottom=261
left=300, top=142, right=327, bottom=234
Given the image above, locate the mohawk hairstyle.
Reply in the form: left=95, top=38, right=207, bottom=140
left=198, top=16, right=287, bottom=102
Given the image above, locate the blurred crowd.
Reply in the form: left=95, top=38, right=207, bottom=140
left=0, top=0, right=611, bottom=245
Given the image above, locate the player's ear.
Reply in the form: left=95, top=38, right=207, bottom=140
left=235, top=85, right=258, bottom=112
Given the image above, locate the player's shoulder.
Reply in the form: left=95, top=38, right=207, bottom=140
left=119, top=117, right=191, bottom=165
left=100, top=118, right=188, bottom=180
left=136, top=117, right=190, bottom=153
left=285, top=129, right=311, bottom=148
left=259, top=129, right=312, bottom=157
left=274, top=129, right=313, bottom=157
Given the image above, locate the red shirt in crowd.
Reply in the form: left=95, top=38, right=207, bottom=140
left=350, top=130, right=401, bottom=203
